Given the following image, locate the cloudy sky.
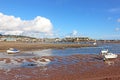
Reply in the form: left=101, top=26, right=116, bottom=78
left=0, top=0, right=120, bottom=39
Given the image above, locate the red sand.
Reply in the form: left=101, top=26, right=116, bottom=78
left=0, top=42, right=96, bottom=52
left=0, top=54, right=120, bottom=80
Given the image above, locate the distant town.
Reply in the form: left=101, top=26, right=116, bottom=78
left=0, top=34, right=120, bottom=43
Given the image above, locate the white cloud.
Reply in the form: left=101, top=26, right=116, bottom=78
left=4, top=30, right=23, bottom=35
left=65, top=30, right=83, bottom=38
left=72, top=30, right=78, bottom=36
left=0, top=13, right=22, bottom=31
left=109, top=8, right=120, bottom=13
left=117, top=18, right=120, bottom=23
left=0, top=13, right=53, bottom=37
left=115, top=27, right=120, bottom=31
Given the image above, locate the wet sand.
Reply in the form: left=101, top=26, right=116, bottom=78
left=0, top=42, right=95, bottom=52
left=0, top=54, right=120, bottom=80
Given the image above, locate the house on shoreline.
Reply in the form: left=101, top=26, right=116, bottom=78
left=0, top=35, right=40, bottom=42
left=0, top=35, right=96, bottom=43
left=1, top=34, right=119, bottom=43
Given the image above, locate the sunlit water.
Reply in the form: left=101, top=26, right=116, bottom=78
left=26, top=43, right=120, bottom=56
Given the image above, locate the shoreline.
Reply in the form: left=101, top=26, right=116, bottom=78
left=0, top=42, right=96, bottom=52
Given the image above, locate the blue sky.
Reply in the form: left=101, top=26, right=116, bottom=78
left=0, top=0, right=120, bottom=39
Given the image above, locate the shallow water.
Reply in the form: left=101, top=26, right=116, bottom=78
left=29, top=43, right=120, bottom=56
left=0, top=43, right=120, bottom=57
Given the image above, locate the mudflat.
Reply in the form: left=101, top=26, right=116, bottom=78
left=0, top=41, right=95, bottom=52
left=0, top=42, right=119, bottom=80
left=0, top=54, right=119, bottom=80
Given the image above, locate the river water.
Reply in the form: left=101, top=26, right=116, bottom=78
left=14, top=44, right=120, bottom=56
left=0, top=43, right=120, bottom=58
left=23, top=43, right=120, bottom=57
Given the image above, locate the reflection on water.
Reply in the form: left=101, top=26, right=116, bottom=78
left=32, top=49, right=53, bottom=56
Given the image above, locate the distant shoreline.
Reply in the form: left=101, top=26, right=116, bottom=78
left=0, top=41, right=96, bottom=52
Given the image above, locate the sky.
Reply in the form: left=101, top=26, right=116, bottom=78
left=0, top=0, right=120, bottom=39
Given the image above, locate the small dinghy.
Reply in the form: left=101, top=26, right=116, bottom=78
left=7, top=48, right=20, bottom=54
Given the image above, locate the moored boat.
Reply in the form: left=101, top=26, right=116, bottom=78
left=104, top=52, right=118, bottom=60
left=7, top=48, right=20, bottom=54
left=100, top=49, right=118, bottom=60
left=101, top=49, right=108, bottom=55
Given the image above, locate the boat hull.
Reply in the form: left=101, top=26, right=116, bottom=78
left=7, top=50, right=20, bottom=54
left=104, top=53, right=118, bottom=59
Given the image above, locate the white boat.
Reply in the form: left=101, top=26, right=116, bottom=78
left=7, top=48, right=20, bottom=54
left=101, top=49, right=108, bottom=55
left=100, top=49, right=118, bottom=60
left=104, top=52, right=118, bottom=60
left=93, top=42, right=97, bottom=45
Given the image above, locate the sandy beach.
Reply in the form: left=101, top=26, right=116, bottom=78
left=0, top=42, right=95, bottom=52
left=0, top=42, right=119, bottom=80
